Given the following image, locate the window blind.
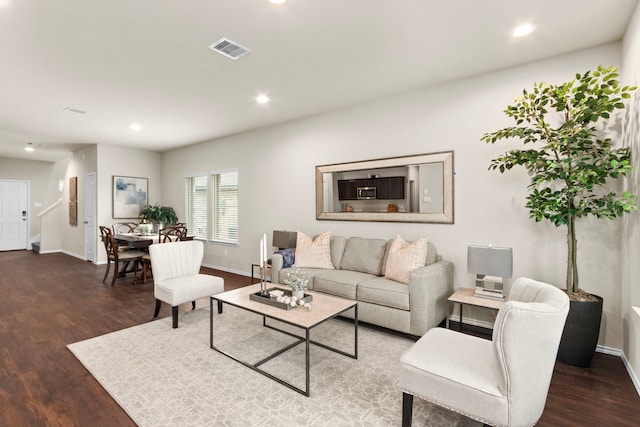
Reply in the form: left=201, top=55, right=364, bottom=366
left=185, top=175, right=208, bottom=239
left=211, top=169, right=238, bottom=244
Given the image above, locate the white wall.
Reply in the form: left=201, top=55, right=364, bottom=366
left=622, top=1, right=640, bottom=386
left=95, top=144, right=162, bottom=263
left=61, top=145, right=97, bottom=259
left=162, top=42, right=627, bottom=348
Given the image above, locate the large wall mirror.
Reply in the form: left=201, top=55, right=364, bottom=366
left=316, top=151, right=454, bottom=223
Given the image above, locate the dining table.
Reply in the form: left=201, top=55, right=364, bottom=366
left=114, top=233, right=159, bottom=249
left=112, top=233, right=159, bottom=284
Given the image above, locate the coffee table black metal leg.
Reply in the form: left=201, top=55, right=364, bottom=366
left=209, top=299, right=223, bottom=344
left=305, top=328, right=310, bottom=397
left=354, top=304, right=358, bottom=359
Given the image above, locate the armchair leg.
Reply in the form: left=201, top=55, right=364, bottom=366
left=172, top=306, right=179, bottom=328
left=402, top=392, right=413, bottom=427
left=218, top=300, right=223, bottom=314
left=192, top=301, right=196, bottom=310
left=154, top=299, right=162, bottom=318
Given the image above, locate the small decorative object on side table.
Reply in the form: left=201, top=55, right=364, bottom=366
left=447, top=288, right=505, bottom=331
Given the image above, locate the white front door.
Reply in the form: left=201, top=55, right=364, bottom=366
left=0, top=180, right=29, bottom=251
left=84, top=173, right=96, bottom=262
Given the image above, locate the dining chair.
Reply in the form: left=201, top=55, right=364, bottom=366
left=139, top=226, right=188, bottom=284
left=160, top=225, right=188, bottom=242
left=99, top=226, right=146, bottom=286
left=112, top=222, right=138, bottom=234
left=112, top=222, right=139, bottom=252
left=400, top=277, right=569, bottom=427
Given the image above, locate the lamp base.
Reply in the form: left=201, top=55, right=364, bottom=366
left=474, top=275, right=505, bottom=300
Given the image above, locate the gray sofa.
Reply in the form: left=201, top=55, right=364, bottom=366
left=271, top=235, right=453, bottom=337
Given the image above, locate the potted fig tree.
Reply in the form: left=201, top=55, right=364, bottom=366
left=481, top=65, right=637, bottom=366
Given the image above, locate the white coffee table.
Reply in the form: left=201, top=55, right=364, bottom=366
left=210, top=283, right=358, bottom=396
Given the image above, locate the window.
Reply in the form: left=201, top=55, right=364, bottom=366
left=211, top=169, right=238, bottom=244
left=185, top=174, right=208, bottom=239
left=185, top=169, right=239, bottom=244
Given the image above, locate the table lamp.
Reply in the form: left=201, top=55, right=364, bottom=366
left=272, top=230, right=297, bottom=250
left=467, top=245, right=513, bottom=300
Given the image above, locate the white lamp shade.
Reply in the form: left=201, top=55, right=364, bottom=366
left=467, top=245, right=513, bottom=278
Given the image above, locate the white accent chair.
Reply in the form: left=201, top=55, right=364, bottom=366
left=149, top=240, right=225, bottom=328
left=400, top=277, right=569, bottom=427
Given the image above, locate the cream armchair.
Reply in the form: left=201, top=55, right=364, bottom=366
left=149, top=240, right=224, bottom=328
left=400, top=277, right=569, bottom=427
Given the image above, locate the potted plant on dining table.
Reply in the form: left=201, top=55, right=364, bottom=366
left=139, top=204, right=179, bottom=232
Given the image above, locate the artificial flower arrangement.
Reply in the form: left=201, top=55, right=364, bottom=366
left=276, top=269, right=311, bottom=310
left=281, top=268, right=309, bottom=293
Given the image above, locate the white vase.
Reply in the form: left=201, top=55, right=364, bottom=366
left=292, top=289, right=304, bottom=300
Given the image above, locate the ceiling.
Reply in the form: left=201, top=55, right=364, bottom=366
left=0, top=0, right=637, bottom=162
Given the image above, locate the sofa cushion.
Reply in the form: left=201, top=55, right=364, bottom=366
left=339, top=237, right=387, bottom=275
left=316, top=234, right=347, bottom=270
left=293, top=231, right=334, bottom=269
left=357, top=276, right=410, bottom=311
left=380, top=239, right=395, bottom=276
left=385, top=235, right=429, bottom=284
left=381, top=239, right=437, bottom=276
left=313, top=270, right=377, bottom=300
left=280, top=266, right=333, bottom=290
left=329, top=235, right=347, bottom=269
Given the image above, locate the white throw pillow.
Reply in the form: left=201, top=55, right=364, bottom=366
left=384, top=235, right=428, bottom=284
left=293, top=231, right=335, bottom=269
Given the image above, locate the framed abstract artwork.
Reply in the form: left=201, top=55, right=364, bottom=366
left=112, top=176, right=148, bottom=219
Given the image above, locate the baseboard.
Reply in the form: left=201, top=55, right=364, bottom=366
left=38, top=249, right=61, bottom=254
left=38, top=249, right=86, bottom=262
left=61, top=250, right=86, bottom=261
left=447, top=314, right=495, bottom=330
left=201, top=262, right=249, bottom=278
left=449, top=315, right=640, bottom=397
left=598, top=345, right=640, bottom=397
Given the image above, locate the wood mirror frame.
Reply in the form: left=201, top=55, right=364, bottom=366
left=316, top=151, right=454, bottom=223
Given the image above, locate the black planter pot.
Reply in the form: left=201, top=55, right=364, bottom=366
left=556, top=295, right=603, bottom=367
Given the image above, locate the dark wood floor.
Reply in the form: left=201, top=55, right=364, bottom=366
left=0, top=250, right=638, bottom=426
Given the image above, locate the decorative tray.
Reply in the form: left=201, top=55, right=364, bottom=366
left=250, top=287, right=313, bottom=310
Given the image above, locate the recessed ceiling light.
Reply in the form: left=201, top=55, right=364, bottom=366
left=512, top=24, right=534, bottom=38
left=269, top=0, right=287, bottom=4
left=24, top=143, right=34, bottom=152
left=130, top=123, right=142, bottom=131
left=256, top=94, right=270, bottom=104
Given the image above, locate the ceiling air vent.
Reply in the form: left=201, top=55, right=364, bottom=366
left=208, top=37, right=251, bottom=60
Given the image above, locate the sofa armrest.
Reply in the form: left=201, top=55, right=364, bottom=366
left=408, top=260, right=454, bottom=336
left=271, top=253, right=284, bottom=285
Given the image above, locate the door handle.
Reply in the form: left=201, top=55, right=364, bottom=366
left=83, top=221, right=89, bottom=224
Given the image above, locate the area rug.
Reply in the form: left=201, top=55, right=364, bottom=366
left=68, top=306, right=479, bottom=426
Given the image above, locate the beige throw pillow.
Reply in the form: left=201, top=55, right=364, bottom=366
left=293, top=231, right=335, bottom=269
left=384, top=235, right=428, bottom=284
